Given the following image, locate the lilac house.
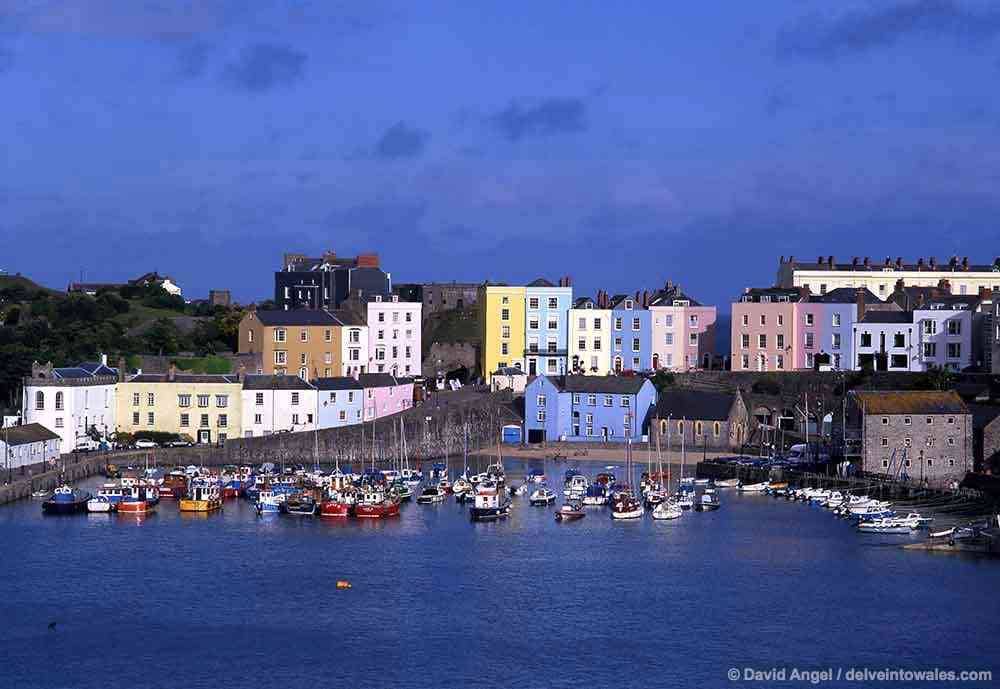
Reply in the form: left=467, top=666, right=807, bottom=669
left=359, top=373, right=414, bottom=421
left=524, top=375, right=657, bottom=443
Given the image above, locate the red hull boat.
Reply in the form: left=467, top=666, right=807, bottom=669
left=354, top=500, right=400, bottom=519
left=320, top=501, right=351, bottom=518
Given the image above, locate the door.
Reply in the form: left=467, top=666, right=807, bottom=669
left=652, top=353, right=659, bottom=370
left=528, top=358, right=537, bottom=375
left=198, top=430, right=211, bottom=444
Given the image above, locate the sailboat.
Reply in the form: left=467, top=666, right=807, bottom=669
left=452, top=425, right=473, bottom=498
left=610, top=434, right=643, bottom=520
left=470, top=434, right=511, bottom=521
left=676, top=422, right=694, bottom=510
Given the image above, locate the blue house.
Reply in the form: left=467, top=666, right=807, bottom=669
left=524, top=278, right=573, bottom=377
left=610, top=294, right=652, bottom=373
left=524, top=375, right=658, bottom=443
left=314, top=377, right=364, bottom=428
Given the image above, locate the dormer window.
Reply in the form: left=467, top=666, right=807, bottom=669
left=625, top=300, right=633, bottom=309
left=375, top=295, right=383, bottom=302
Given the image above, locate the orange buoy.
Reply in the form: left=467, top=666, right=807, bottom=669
left=336, top=580, right=352, bottom=589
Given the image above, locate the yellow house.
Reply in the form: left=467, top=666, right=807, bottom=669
left=568, top=297, right=612, bottom=375
left=116, top=370, right=243, bottom=444
left=478, top=284, right=526, bottom=376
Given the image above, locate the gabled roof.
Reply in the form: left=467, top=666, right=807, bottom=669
left=312, top=377, right=363, bottom=391
left=128, top=373, right=240, bottom=384
left=572, top=297, right=597, bottom=309
left=852, top=390, right=968, bottom=415
left=655, top=389, right=735, bottom=421
left=648, top=286, right=702, bottom=307
left=526, top=278, right=555, bottom=288
left=52, top=361, right=118, bottom=379
left=545, top=375, right=649, bottom=395
left=253, top=309, right=364, bottom=326
left=242, top=375, right=315, bottom=391
left=2, top=423, right=60, bottom=446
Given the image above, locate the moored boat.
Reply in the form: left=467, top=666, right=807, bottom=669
left=281, top=495, right=318, bottom=516
left=694, top=492, right=720, bottom=512
left=354, top=489, right=400, bottom=518
left=42, top=486, right=91, bottom=515
left=86, top=495, right=114, bottom=513
left=528, top=487, right=556, bottom=505
left=652, top=500, right=683, bottom=520
left=179, top=482, right=223, bottom=513
left=416, top=486, right=447, bottom=504
left=555, top=503, right=586, bottom=522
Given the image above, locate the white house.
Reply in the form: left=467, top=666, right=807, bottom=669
left=1, top=423, right=62, bottom=469
left=367, top=294, right=422, bottom=377
left=853, top=306, right=972, bottom=372
left=490, top=366, right=528, bottom=394
left=240, top=375, right=317, bottom=437
left=22, top=357, right=118, bottom=454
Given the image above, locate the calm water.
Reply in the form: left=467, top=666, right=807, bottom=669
left=2, top=460, right=997, bottom=689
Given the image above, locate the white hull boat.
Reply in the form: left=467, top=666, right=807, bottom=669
left=714, top=478, right=739, bottom=488
left=739, top=482, right=768, bottom=493
left=87, top=496, right=113, bottom=513
left=529, top=488, right=556, bottom=505
left=652, top=501, right=683, bottom=520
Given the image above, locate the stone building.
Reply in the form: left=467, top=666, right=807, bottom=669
left=422, top=282, right=479, bottom=316
left=970, top=404, right=1000, bottom=474
left=847, top=390, right=972, bottom=485
left=651, top=389, right=742, bottom=452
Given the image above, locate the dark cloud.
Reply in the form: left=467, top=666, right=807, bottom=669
left=222, top=43, right=306, bottom=92
left=177, top=42, right=211, bottom=80
left=374, top=122, right=429, bottom=160
left=777, top=0, right=1000, bottom=59
left=490, top=98, right=587, bottom=141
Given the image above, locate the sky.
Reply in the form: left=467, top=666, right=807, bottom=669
left=2, top=0, right=1000, bottom=309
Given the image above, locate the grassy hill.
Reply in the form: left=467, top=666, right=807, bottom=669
left=423, top=306, right=479, bottom=345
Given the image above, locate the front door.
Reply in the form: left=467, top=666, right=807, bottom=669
left=652, top=353, right=659, bottom=370
left=198, top=430, right=211, bottom=444
left=528, top=358, right=537, bottom=375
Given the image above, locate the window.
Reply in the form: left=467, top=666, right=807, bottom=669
left=759, top=314, right=766, bottom=326
left=713, top=422, right=721, bottom=437
left=904, top=417, right=911, bottom=425
left=348, top=392, right=355, bottom=403
left=666, top=333, right=674, bottom=345
left=178, top=394, right=191, bottom=408
left=632, top=317, right=640, bottom=330
left=274, top=351, right=287, bottom=365
left=741, top=334, right=749, bottom=349
left=776, top=354, right=784, bottom=370
left=741, top=354, right=749, bottom=370
left=832, top=313, right=841, bottom=327
left=291, top=392, right=300, bottom=406
left=578, top=338, right=587, bottom=351
left=132, top=392, right=139, bottom=407
left=55, top=417, right=63, bottom=428
left=587, top=394, right=597, bottom=406
left=777, top=314, right=784, bottom=326
left=180, top=413, right=190, bottom=427
left=147, top=392, right=155, bottom=406
left=893, top=333, right=905, bottom=348
left=593, top=318, right=602, bottom=330
left=536, top=410, right=546, bottom=422
left=664, top=315, right=674, bottom=327
left=742, top=314, right=749, bottom=326
left=339, top=410, right=346, bottom=421
left=947, top=320, right=961, bottom=336
left=621, top=396, right=630, bottom=408
left=615, top=317, right=623, bottom=330
left=147, top=412, right=154, bottom=425
left=688, top=333, right=698, bottom=346
left=604, top=395, right=613, bottom=407
left=501, top=326, right=511, bottom=338
left=806, top=353, right=814, bottom=368
left=758, top=334, right=767, bottom=349
left=54, top=392, right=63, bottom=411
left=805, top=332, right=814, bottom=349
left=216, top=395, right=228, bottom=408
left=904, top=437, right=911, bottom=448
left=529, top=318, right=539, bottom=330
left=805, top=314, right=814, bottom=326
left=572, top=393, right=580, bottom=404
left=200, top=414, right=209, bottom=427
left=528, top=297, right=539, bottom=309
left=548, top=318, right=558, bottom=330
left=299, top=353, right=307, bottom=365
left=593, top=339, right=601, bottom=351
left=578, top=317, right=587, bottom=330
left=501, top=308, right=510, bottom=322
left=860, top=332, right=872, bottom=348
left=198, top=395, right=209, bottom=408
left=881, top=437, right=888, bottom=447
left=501, top=343, right=509, bottom=356
left=832, top=333, right=841, bottom=350
left=695, top=421, right=703, bottom=436
left=923, top=320, right=936, bottom=335
left=632, top=338, right=640, bottom=352
left=405, top=312, right=412, bottom=322
left=324, top=329, right=332, bottom=342
left=536, top=395, right=546, bottom=407
left=882, top=417, right=889, bottom=425
left=947, top=343, right=962, bottom=359
left=132, top=412, right=139, bottom=425
left=248, top=330, right=254, bottom=343
left=274, top=328, right=286, bottom=343
left=292, top=414, right=299, bottom=425
left=547, top=297, right=558, bottom=309
left=947, top=417, right=955, bottom=425
left=218, top=414, right=228, bottom=428
left=923, top=342, right=937, bottom=358
left=300, top=330, right=308, bottom=342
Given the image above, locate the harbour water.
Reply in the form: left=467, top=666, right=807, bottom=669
left=2, top=460, right=997, bottom=689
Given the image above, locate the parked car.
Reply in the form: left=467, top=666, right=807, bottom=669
left=72, top=438, right=100, bottom=453
left=134, top=439, right=158, bottom=449
left=163, top=437, right=194, bottom=447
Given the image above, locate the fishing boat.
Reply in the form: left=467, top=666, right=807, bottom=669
left=42, top=486, right=91, bottom=514
left=555, top=503, right=586, bottom=522
left=319, top=498, right=350, bottom=518
left=354, top=488, right=400, bottom=518
left=694, top=492, right=720, bottom=512
left=416, top=486, right=447, bottom=504
left=86, top=495, right=114, bottom=513
left=178, top=482, right=222, bottom=513
left=452, top=477, right=472, bottom=497
left=738, top=481, right=768, bottom=493
left=255, top=490, right=284, bottom=515
left=281, top=495, right=318, bottom=516
left=528, top=487, right=556, bottom=505
left=715, top=478, right=739, bottom=488
left=95, top=482, right=129, bottom=506
left=652, top=500, right=683, bottom=520
left=469, top=488, right=512, bottom=521
left=117, top=484, right=159, bottom=515
left=31, top=489, right=52, bottom=500
left=527, top=468, right=546, bottom=484
left=563, top=474, right=589, bottom=499
left=610, top=493, right=643, bottom=519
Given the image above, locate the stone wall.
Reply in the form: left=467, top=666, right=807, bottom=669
left=423, top=342, right=478, bottom=378
left=862, top=413, right=973, bottom=484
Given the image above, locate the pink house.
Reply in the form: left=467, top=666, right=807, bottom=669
left=366, top=294, right=422, bottom=377
left=648, top=283, right=717, bottom=371
left=731, top=287, right=804, bottom=372
left=360, top=373, right=415, bottom=421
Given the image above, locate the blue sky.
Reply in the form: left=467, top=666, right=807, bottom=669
left=2, top=1, right=999, bottom=308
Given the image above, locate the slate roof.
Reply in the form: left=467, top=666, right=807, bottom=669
left=788, top=258, right=1000, bottom=273
left=968, top=403, right=1000, bottom=431
left=358, top=373, right=401, bottom=388
left=129, top=373, right=240, bottom=384
left=253, top=309, right=363, bottom=326
left=859, top=311, right=913, bottom=324
left=852, top=391, right=969, bottom=416
left=52, top=361, right=119, bottom=379
left=572, top=297, right=597, bottom=309
left=546, top=375, right=649, bottom=395
left=654, top=389, right=735, bottom=421
left=493, top=366, right=527, bottom=376
left=648, top=286, right=702, bottom=307
left=242, top=375, right=315, bottom=391
left=526, top=278, right=555, bottom=288
left=809, top=287, right=881, bottom=304
left=312, top=377, right=363, bottom=391
left=2, top=423, right=60, bottom=446
left=738, top=287, right=806, bottom=303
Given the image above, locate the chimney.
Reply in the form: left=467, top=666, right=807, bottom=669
left=962, top=256, right=969, bottom=271
left=884, top=257, right=891, bottom=268
left=828, top=255, right=835, bottom=268
left=117, top=357, right=126, bottom=382
left=949, top=255, right=958, bottom=268
left=642, top=289, right=649, bottom=308
left=356, top=253, right=380, bottom=268
left=856, top=288, right=866, bottom=321
left=167, top=363, right=177, bottom=382
left=101, top=353, right=108, bottom=366
left=788, top=255, right=794, bottom=265
left=929, top=256, right=937, bottom=269
left=565, top=275, right=572, bottom=287
left=817, top=255, right=824, bottom=265
left=863, top=257, right=871, bottom=268
left=895, top=257, right=903, bottom=269
left=917, top=258, right=924, bottom=271
left=322, top=250, right=337, bottom=264
left=852, top=257, right=859, bottom=268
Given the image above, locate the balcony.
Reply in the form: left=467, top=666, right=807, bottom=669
left=524, top=349, right=568, bottom=357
